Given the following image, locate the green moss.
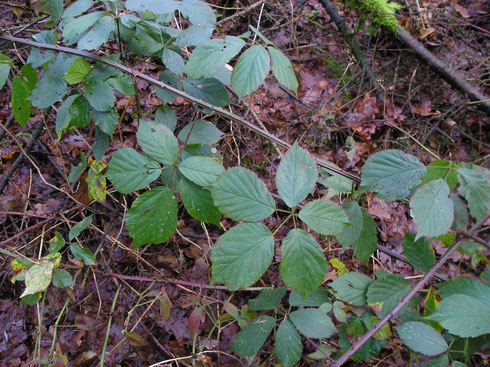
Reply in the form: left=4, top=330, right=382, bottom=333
left=348, top=0, right=401, bottom=32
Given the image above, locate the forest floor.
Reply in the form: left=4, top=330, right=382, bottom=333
left=0, top=0, right=489, bottom=366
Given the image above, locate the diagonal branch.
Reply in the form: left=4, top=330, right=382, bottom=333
left=0, top=34, right=361, bottom=183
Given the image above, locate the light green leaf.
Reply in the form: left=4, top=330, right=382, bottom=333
left=289, top=309, right=336, bottom=339
left=438, top=277, right=490, bottom=306
left=178, top=178, right=221, bottom=226
left=154, top=105, right=177, bottom=131
left=61, top=0, right=94, bottom=21
left=126, top=186, right=178, bottom=248
left=289, top=288, right=330, bottom=307
left=178, top=157, right=224, bottom=187
left=267, top=47, right=298, bottom=92
left=161, top=49, right=185, bottom=75
left=249, top=288, right=287, bottom=310
left=69, top=215, right=93, bottom=241
left=68, top=95, right=91, bottom=129
left=21, top=63, right=38, bottom=92
left=85, top=80, right=115, bottom=111
left=93, top=109, right=119, bottom=137
left=330, top=272, right=372, bottom=306
left=211, top=167, right=275, bottom=222
left=106, top=148, right=161, bottom=194
left=410, top=179, right=453, bottom=240
left=231, top=315, right=274, bottom=357
left=178, top=0, right=216, bottom=27
left=231, top=45, right=270, bottom=97
left=299, top=199, right=349, bottom=235
left=62, top=11, right=106, bottom=40
left=52, top=269, right=74, bottom=288
left=211, top=223, right=274, bottom=290
left=367, top=274, right=411, bottom=317
left=276, top=142, right=317, bottom=208
left=184, top=36, right=245, bottom=79
left=275, top=320, right=302, bottom=367
left=21, top=260, right=55, bottom=297
left=421, top=160, right=458, bottom=190
left=11, top=76, right=31, bottom=127
left=337, top=201, right=377, bottom=261
left=175, top=25, right=212, bottom=47
left=63, top=58, right=91, bottom=84
left=78, top=15, right=115, bottom=50
left=402, top=232, right=434, bottom=273
left=178, top=120, right=223, bottom=145
left=280, top=229, right=327, bottom=297
left=107, top=74, right=135, bottom=96
left=457, top=166, right=490, bottom=220
left=125, top=0, right=179, bottom=13
left=426, top=294, right=490, bottom=337
left=361, top=149, right=426, bottom=201
left=137, top=120, right=178, bottom=165
left=396, top=321, right=447, bottom=356
left=70, top=243, right=96, bottom=265
left=0, top=54, right=11, bottom=89
left=30, top=74, right=67, bottom=108
left=182, top=78, right=231, bottom=107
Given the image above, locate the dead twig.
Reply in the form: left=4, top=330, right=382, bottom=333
left=215, top=0, right=265, bottom=26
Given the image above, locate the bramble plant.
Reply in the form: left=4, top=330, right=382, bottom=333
left=1, top=0, right=489, bottom=366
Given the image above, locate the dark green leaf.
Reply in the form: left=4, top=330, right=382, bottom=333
left=249, top=288, right=287, bottom=310
left=137, top=120, right=178, bottom=165
left=178, top=0, right=215, bottom=27
left=298, top=199, right=349, bottom=235
left=154, top=105, right=177, bottom=131
left=62, top=11, right=106, bottom=40
left=457, top=165, right=490, bottom=220
left=125, top=0, right=179, bottom=14
left=182, top=78, right=231, bottom=107
left=48, top=232, right=66, bottom=254
left=275, top=320, right=302, bottom=367
left=450, top=193, right=468, bottom=229
left=107, top=74, right=135, bottom=96
left=288, top=288, right=330, bottom=307
left=11, top=76, right=31, bottom=127
left=402, top=232, right=434, bottom=273
left=85, top=80, right=115, bottom=111
left=330, top=272, right=372, bottom=306
left=396, top=321, right=447, bottom=356
left=178, top=157, right=224, bottom=187
left=52, top=269, right=74, bottom=288
left=290, top=309, right=336, bottom=338
left=367, top=274, right=411, bottom=317
left=161, top=48, right=185, bottom=75
left=93, top=128, right=109, bottom=161
left=78, top=15, right=115, bottom=50
left=178, top=120, right=223, bottom=145
left=93, top=109, right=119, bottom=137
left=156, top=70, right=181, bottom=104
left=68, top=152, right=88, bottom=183
left=56, top=94, right=79, bottom=135
left=175, top=25, right=212, bottom=47
left=438, top=277, right=490, bottom=306
left=28, top=31, right=56, bottom=67
left=0, top=54, right=11, bottom=89
left=70, top=243, right=96, bottom=265
left=232, top=316, right=274, bottom=357
left=178, top=178, right=221, bottom=226
left=69, top=215, right=93, bottom=241
left=231, top=45, right=270, bottom=97
left=267, top=47, right=298, bottom=92
left=30, top=74, right=67, bottom=108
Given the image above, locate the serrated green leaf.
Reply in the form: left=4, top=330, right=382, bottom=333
left=211, top=167, right=275, bottom=222
left=160, top=165, right=180, bottom=190
left=450, top=193, right=468, bottom=229
left=61, top=0, right=94, bottom=21
left=396, top=321, right=447, bottom=356
left=410, top=179, right=453, bottom=240
left=70, top=243, right=96, bottom=265
left=290, top=309, right=336, bottom=338
left=78, top=15, right=115, bottom=50
left=361, top=149, right=426, bottom=201
left=178, top=0, right=215, bottom=27
left=178, top=157, right=224, bottom=187
left=107, top=74, right=135, bottom=96
left=62, top=11, right=106, bottom=40
left=93, top=109, right=119, bottom=137
left=330, top=272, right=372, bottom=306
left=337, top=201, right=377, bottom=261
left=211, top=223, right=274, bottom=290
left=438, top=277, right=490, bottom=306
left=136, top=120, right=178, bottom=165
left=161, top=48, right=185, bottom=75
left=288, top=288, right=330, bottom=307
left=276, top=142, right=317, bottom=208
left=126, top=186, right=178, bottom=248
left=21, top=64, right=38, bottom=92
left=275, top=320, right=302, bottom=367
left=128, top=25, right=166, bottom=57
left=175, top=25, right=212, bottom=47
left=125, top=0, right=179, bottom=14
left=0, top=54, right=11, bottom=89
left=28, top=31, right=56, bottom=67
left=231, top=45, right=270, bottom=97
left=182, top=78, right=231, bottom=107
left=63, top=59, right=91, bottom=84
left=106, top=148, right=161, bottom=194
left=156, top=70, right=181, bottom=104
left=184, top=36, right=245, bottom=79
left=280, top=229, right=327, bottom=297
left=178, top=178, right=221, bottom=226
left=402, top=232, right=434, bottom=273
left=52, top=269, right=74, bottom=288
left=30, top=74, right=67, bottom=109
left=21, top=260, right=55, bottom=297
left=85, top=80, right=115, bottom=111
left=48, top=232, right=66, bottom=254
left=178, top=120, right=223, bottom=145
left=69, top=215, right=93, bottom=241
left=232, top=315, right=274, bottom=357
left=267, top=47, right=298, bottom=92
left=298, top=199, right=349, bottom=235
left=68, top=152, right=88, bottom=183
left=249, top=288, right=287, bottom=310
left=154, top=105, right=177, bottom=131
left=421, top=160, right=458, bottom=190
left=68, top=95, right=91, bottom=128
left=425, top=355, right=449, bottom=367
left=457, top=166, right=490, bottom=220
left=367, top=274, right=411, bottom=317
left=11, top=76, right=31, bottom=127
left=426, top=295, right=490, bottom=337
left=56, top=94, right=79, bottom=135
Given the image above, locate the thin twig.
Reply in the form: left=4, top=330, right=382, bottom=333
left=215, top=0, right=265, bottom=26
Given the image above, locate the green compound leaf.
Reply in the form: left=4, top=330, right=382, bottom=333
left=62, top=11, right=106, bottom=40
left=63, top=58, right=91, bottom=84
left=249, top=288, right=287, bottom=311
left=211, top=167, right=275, bottom=222
left=11, top=76, right=31, bottom=127
left=211, top=223, right=274, bottom=290
left=52, top=269, right=74, bottom=288
left=70, top=243, right=96, bottom=265
left=182, top=78, right=231, bottom=107
left=421, top=160, right=459, bottom=190
left=85, top=80, right=115, bottom=112
left=438, top=277, right=490, bottom=306
left=402, top=232, right=434, bottom=273
left=457, top=165, right=490, bottom=220
left=275, top=320, right=302, bottom=367
left=426, top=295, right=490, bottom=337
left=298, top=199, right=350, bottom=235
left=410, top=179, right=453, bottom=240
left=126, top=186, right=178, bottom=248
left=289, top=308, right=337, bottom=339
left=184, top=36, right=245, bottom=79
left=21, top=260, right=55, bottom=297
left=361, top=149, right=426, bottom=201
left=69, top=215, right=93, bottom=241
left=231, top=315, right=275, bottom=357
left=106, top=147, right=161, bottom=194
left=396, top=321, right=447, bottom=356
left=178, top=156, right=224, bottom=187
left=337, top=201, right=377, bottom=262
left=178, top=120, right=223, bottom=145
left=267, top=47, right=298, bottom=92
left=231, top=45, right=270, bottom=97
left=289, top=288, right=330, bottom=307
left=77, top=15, right=115, bottom=51
left=178, top=178, right=221, bottom=226
left=367, top=274, right=411, bottom=317
left=280, top=229, right=327, bottom=297
left=276, top=142, right=318, bottom=208
left=137, top=120, right=178, bottom=165
left=330, top=272, right=372, bottom=306
left=30, top=74, right=67, bottom=109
